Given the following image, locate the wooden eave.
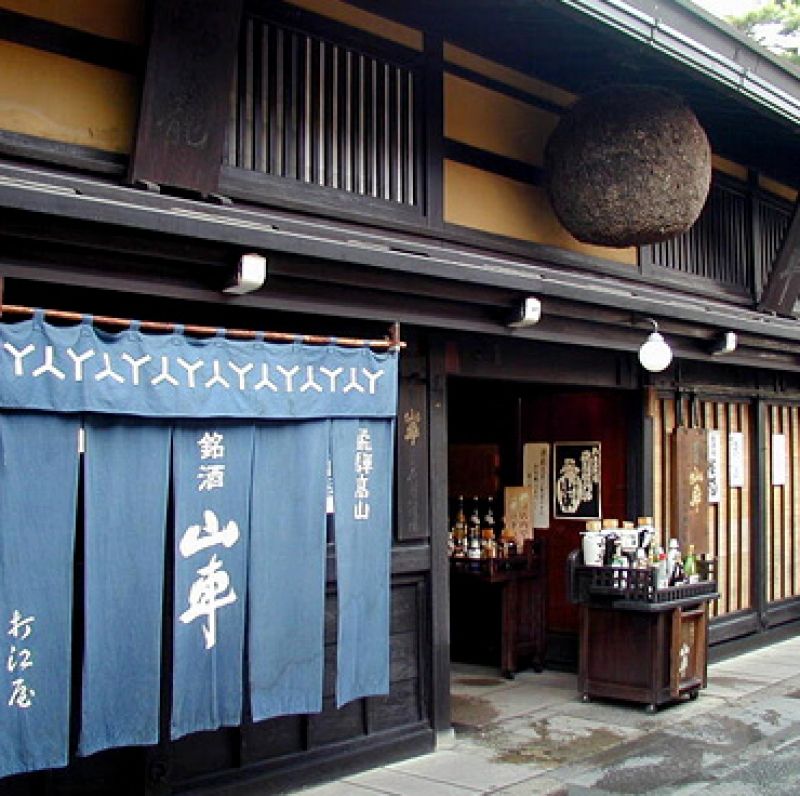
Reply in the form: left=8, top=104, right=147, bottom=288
left=3, top=163, right=800, bottom=375
left=352, top=0, right=800, bottom=187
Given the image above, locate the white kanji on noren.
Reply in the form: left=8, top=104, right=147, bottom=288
left=179, top=553, right=237, bottom=650
left=197, top=431, right=225, bottom=460
left=179, top=509, right=239, bottom=558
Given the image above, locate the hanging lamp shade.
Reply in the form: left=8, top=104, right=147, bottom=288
left=544, top=85, right=711, bottom=247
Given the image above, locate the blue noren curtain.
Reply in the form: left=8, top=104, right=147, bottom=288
left=0, top=412, right=79, bottom=778
left=331, top=418, right=394, bottom=707
left=79, top=417, right=171, bottom=756
left=249, top=420, right=328, bottom=720
left=171, top=423, right=253, bottom=739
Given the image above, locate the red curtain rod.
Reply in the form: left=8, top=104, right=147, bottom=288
left=0, top=304, right=405, bottom=351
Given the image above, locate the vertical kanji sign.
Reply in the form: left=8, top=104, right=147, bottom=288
left=171, top=424, right=253, bottom=739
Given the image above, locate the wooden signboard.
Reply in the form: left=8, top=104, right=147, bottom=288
left=523, top=442, right=550, bottom=529
left=130, top=0, right=244, bottom=194
left=670, top=427, right=709, bottom=551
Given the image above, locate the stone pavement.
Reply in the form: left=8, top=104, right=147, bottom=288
left=295, top=636, right=800, bottom=795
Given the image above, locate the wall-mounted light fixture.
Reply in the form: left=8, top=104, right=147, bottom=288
left=223, top=253, right=268, bottom=295
left=709, top=331, right=737, bottom=356
left=638, top=318, right=673, bottom=372
left=506, top=296, right=542, bottom=329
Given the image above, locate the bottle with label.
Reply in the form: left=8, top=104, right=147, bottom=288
left=500, top=515, right=517, bottom=558
left=611, top=541, right=627, bottom=588
left=482, top=496, right=496, bottom=537
left=667, top=538, right=681, bottom=583
left=481, top=496, right=496, bottom=559
left=637, top=515, right=656, bottom=557
left=467, top=497, right=482, bottom=564
left=656, top=550, right=668, bottom=589
left=683, top=544, right=698, bottom=583
left=452, top=495, right=467, bottom=558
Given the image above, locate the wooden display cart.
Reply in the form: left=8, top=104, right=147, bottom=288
left=568, top=550, right=717, bottom=712
left=450, top=540, right=547, bottom=678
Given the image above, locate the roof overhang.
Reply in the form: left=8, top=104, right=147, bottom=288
left=558, top=0, right=800, bottom=126
left=3, top=163, right=800, bottom=373
left=361, top=0, right=800, bottom=186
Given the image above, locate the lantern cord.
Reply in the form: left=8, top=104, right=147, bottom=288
left=0, top=303, right=405, bottom=351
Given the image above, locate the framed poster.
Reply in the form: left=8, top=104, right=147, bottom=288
left=523, top=442, right=550, bottom=529
left=729, top=432, right=744, bottom=488
left=553, top=442, right=601, bottom=520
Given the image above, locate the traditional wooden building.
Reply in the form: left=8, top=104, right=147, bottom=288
left=1, top=0, right=799, bottom=793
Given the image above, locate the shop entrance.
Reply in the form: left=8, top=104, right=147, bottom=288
left=447, top=377, right=639, bottom=672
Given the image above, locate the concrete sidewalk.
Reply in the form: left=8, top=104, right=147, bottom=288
left=296, top=636, right=800, bottom=795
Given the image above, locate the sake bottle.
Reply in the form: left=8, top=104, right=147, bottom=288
left=684, top=544, right=698, bottom=583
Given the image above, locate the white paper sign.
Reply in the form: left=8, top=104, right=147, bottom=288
left=707, top=429, right=721, bottom=504
left=729, top=432, right=745, bottom=488
left=523, top=443, right=550, bottom=529
left=772, top=434, right=787, bottom=487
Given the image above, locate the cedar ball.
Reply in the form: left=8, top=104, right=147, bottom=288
left=544, top=86, right=711, bottom=247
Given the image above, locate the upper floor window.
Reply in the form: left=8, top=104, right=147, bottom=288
left=641, top=175, right=793, bottom=300
left=225, top=12, right=420, bottom=209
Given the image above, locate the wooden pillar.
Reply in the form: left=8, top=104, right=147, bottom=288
left=753, top=398, right=768, bottom=629
left=428, top=335, right=451, bottom=732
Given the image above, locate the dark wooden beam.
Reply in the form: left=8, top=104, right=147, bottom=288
left=757, top=200, right=800, bottom=317
left=130, top=0, right=244, bottom=195
left=0, top=7, right=142, bottom=73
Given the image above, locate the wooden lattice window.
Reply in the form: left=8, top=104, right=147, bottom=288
left=756, top=199, right=793, bottom=299
left=226, top=14, right=419, bottom=207
left=644, top=180, right=753, bottom=292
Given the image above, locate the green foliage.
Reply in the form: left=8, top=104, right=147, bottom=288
left=726, top=0, right=800, bottom=65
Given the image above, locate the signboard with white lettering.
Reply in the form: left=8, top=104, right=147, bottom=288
left=707, top=429, right=721, bottom=505
left=729, top=432, right=745, bottom=488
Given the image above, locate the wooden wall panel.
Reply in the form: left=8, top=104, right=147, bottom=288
left=764, top=403, right=800, bottom=604
left=443, top=160, right=637, bottom=265
left=651, top=394, right=752, bottom=618
left=444, top=73, right=559, bottom=167
left=0, top=40, right=138, bottom=152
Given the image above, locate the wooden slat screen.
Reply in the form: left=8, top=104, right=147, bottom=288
left=646, top=181, right=752, bottom=292
left=226, top=15, right=418, bottom=206
left=756, top=200, right=792, bottom=299
left=651, top=393, right=751, bottom=617
left=765, top=404, right=800, bottom=604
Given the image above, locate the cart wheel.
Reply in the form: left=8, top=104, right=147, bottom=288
left=581, top=693, right=591, bottom=703
left=645, top=703, right=657, bottom=714
left=689, top=690, right=699, bottom=701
